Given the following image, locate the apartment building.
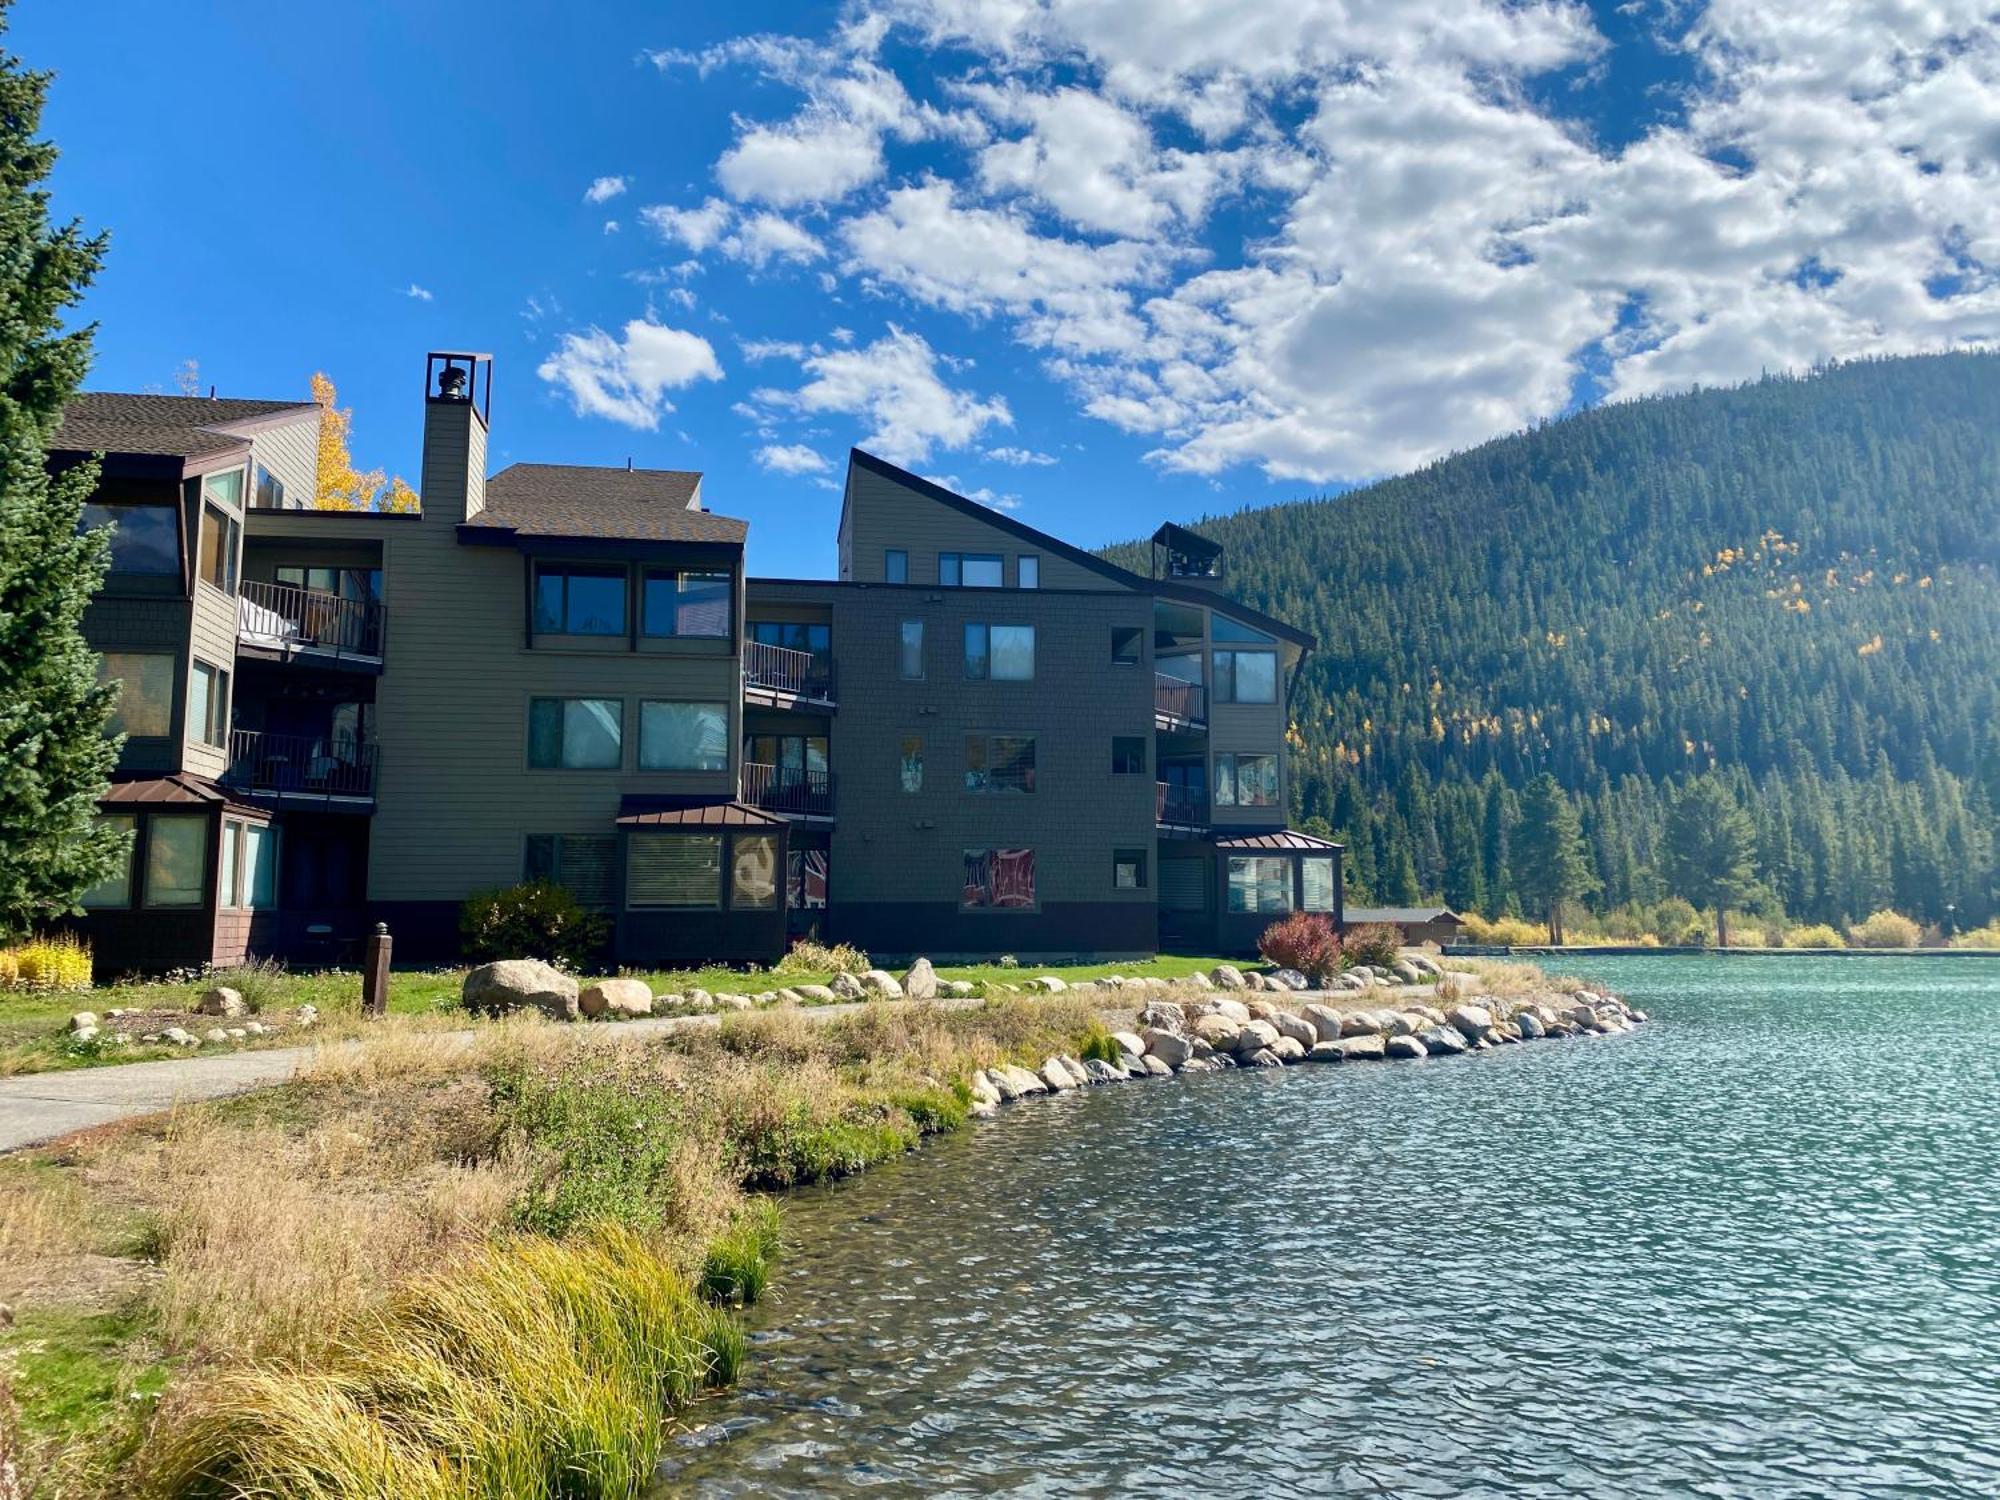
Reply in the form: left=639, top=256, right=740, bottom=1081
left=56, top=353, right=1342, bottom=976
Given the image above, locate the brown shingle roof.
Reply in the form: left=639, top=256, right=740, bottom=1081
left=472, top=463, right=745, bottom=545
left=99, top=772, right=269, bottom=818
left=54, top=393, right=315, bottom=459
left=1213, top=829, right=1345, bottom=852
left=616, top=796, right=784, bottom=828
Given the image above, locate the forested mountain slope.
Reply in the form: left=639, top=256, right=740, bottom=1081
left=1106, top=354, right=2000, bottom=930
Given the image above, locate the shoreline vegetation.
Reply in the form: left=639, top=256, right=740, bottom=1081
left=0, top=953, right=1616, bottom=1498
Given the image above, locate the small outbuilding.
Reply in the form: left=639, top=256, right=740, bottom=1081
left=1343, top=905, right=1465, bottom=946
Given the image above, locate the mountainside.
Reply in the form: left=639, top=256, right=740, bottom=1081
left=1106, top=353, right=2000, bottom=931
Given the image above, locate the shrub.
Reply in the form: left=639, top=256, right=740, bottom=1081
left=1848, top=909, right=1921, bottom=948
left=5, top=933, right=93, bottom=991
left=203, top=957, right=288, bottom=1013
left=459, top=881, right=608, bottom=967
left=1258, top=912, right=1342, bottom=981
left=1341, top=922, right=1403, bottom=969
left=1785, top=923, right=1845, bottom=949
left=1648, top=896, right=1706, bottom=946
left=776, top=938, right=870, bottom=976
left=698, top=1201, right=782, bottom=1307
left=1951, top=920, right=2000, bottom=950
left=1459, top=913, right=1551, bottom=947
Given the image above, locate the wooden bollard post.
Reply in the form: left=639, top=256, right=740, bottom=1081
left=362, top=922, right=391, bottom=1017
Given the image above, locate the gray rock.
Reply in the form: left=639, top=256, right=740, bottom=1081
left=1202, top=997, right=1252, bottom=1024
left=1190, top=1037, right=1215, bottom=1060
left=1333, top=971, right=1371, bottom=992
left=295, top=1004, right=318, bottom=1026
left=1211, top=965, right=1246, bottom=990
left=1418, top=1025, right=1469, bottom=1055
left=1112, top=1030, right=1147, bottom=1060
left=202, top=1028, right=229, bottom=1044
left=161, top=1027, right=197, bottom=1047
left=969, top=1073, right=1002, bottom=1106
left=1302, top=1004, right=1345, bottom=1043
left=1270, top=1036, right=1307, bottom=1063
left=69, top=1026, right=99, bottom=1045
left=1271, top=1011, right=1317, bottom=1050
left=68, top=1011, right=100, bottom=1033
left=196, top=987, right=246, bottom=1018
left=713, top=992, right=753, bottom=1011
left=969, top=1099, right=998, bottom=1120
left=1335, top=1034, right=1387, bottom=1061
left=1184, top=970, right=1213, bottom=989
left=1244, top=970, right=1271, bottom=991
left=1391, top=960, right=1424, bottom=984
left=1192, top=1014, right=1242, bottom=1050
left=1629, top=1008, right=1649, bottom=1023
left=1140, top=1054, right=1173, bottom=1077
left=1383, top=1011, right=1421, bottom=1037
left=829, top=972, right=866, bottom=1000
left=1339, top=1012, right=1382, bottom=1038
left=984, top=1067, right=1023, bottom=1102
left=858, top=969, right=904, bottom=998
left=944, top=979, right=977, bottom=998
left=463, top=959, right=581, bottom=1021
left=1404, top=953, right=1443, bottom=978
left=997, top=1064, right=1047, bottom=1096
left=579, top=979, right=654, bottom=1019
left=243, top=1021, right=267, bottom=1036
left=1307, top=1040, right=1346, bottom=1063
left=1516, top=1011, right=1546, bottom=1039
left=794, top=984, right=839, bottom=1004
left=1040, top=1058, right=1078, bottom=1092
left=902, top=957, right=938, bottom=999
left=1031, top=975, right=1068, bottom=993
left=1083, top=1058, right=1124, bottom=1084
left=1136, top=1001, right=1187, bottom=1035
left=1447, top=1004, right=1495, bottom=1040
left=225, top=1027, right=247, bottom=1040
left=1271, top=968, right=1310, bottom=991
left=1386, top=1034, right=1429, bottom=1060
left=1143, top=1029, right=1193, bottom=1068
left=1233, top=1020, right=1281, bottom=1055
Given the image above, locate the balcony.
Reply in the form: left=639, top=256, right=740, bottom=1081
left=1154, top=672, right=1207, bottom=731
left=223, top=730, right=377, bottom=809
left=237, top=580, right=385, bottom=669
left=1156, top=781, right=1209, bottom=833
left=741, top=762, right=835, bottom=821
left=742, top=641, right=836, bottom=710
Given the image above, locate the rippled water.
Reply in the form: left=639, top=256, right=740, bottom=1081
left=660, top=957, right=2000, bottom=1497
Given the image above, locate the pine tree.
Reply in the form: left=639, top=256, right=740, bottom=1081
left=1661, top=775, right=1760, bottom=947
left=0, top=10, right=121, bottom=939
left=1512, top=773, right=1595, bottom=941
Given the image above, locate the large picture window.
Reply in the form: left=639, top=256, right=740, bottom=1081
left=940, top=552, right=1002, bottom=587
left=524, top=834, right=618, bottom=909
left=1227, top=856, right=1293, bottom=914
left=528, top=697, right=622, bottom=769
left=964, top=735, right=1036, bottom=793
left=145, top=814, right=208, bottom=908
left=189, top=661, right=229, bottom=747
left=98, top=653, right=176, bottom=738
left=626, top=833, right=721, bottom=908
left=642, top=569, right=730, bottom=638
left=963, top=847, right=1036, bottom=909
left=639, top=701, right=729, bottom=771
left=80, top=814, right=137, bottom=909
left=964, top=623, right=1034, bottom=680
left=81, top=502, right=179, bottom=576
left=1214, top=752, right=1278, bottom=807
left=1302, top=857, right=1337, bottom=913
left=535, top=565, right=627, bottom=636
left=1214, top=650, right=1277, bottom=704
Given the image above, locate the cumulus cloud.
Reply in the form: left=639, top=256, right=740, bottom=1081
left=720, top=213, right=826, bottom=268
left=641, top=198, right=734, bottom=252
left=537, top=319, right=723, bottom=429
left=746, top=326, right=1011, bottom=465
left=585, top=175, right=629, bottom=203
left=756, top=442, right=832, bottom=474
left=403, top=283, right=433, bottom=301
left=985, top=444, right=1057, bottom=466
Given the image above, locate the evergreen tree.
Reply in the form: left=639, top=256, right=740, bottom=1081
left=0, top=11, right=120, bottom=939
left=1661, top=776, right=1760, bottom=947
left=1512, top=773, right=1595, bottom=941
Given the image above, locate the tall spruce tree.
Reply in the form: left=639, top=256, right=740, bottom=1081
left=1662, top=776, right=1760, bottom=948
left=1512, top=773, right=1595, bottom=942
left=0, top=9, right=120, bottom=940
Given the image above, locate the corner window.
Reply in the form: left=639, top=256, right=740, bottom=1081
left=638, top=701, right=729, bottom=772
left=98, top=653, right=176, bottom=738
left=202, top=467, right=244, bottom=509
left=899, top=735, right=923, bottom=793
left=1214, top=752, right=1278, bottom=807
left=626, top=832, right=721, bottom=908
left=1212, top=616, right=1276, bottom=644
left=731, top=832, right=779, bottom=911
left=198, top=503, right=239, bottom=593
left=963, top=847, right=1035, bottom=910
left=189, top=661, right=229, bottom=748
left=1017, top=555, right=1039, bottom=589
left=1111, top=626, right=1142, bottom=665
left=965, top=734, right=1036, bottom=794
left=80, top=814, right=137, bottom=908
left=940, top=552, right=1002, bottom=588
left=221, top=820, right=278, bottom=909
left=964, top=623, right=1034, bottom=680
left=642, top=569, right=730, bottom=639
left=81, top=502, right=179, bottom=576
left=1214, top=650, right=1277, bottom=704
left=528, top=697, right=623, bottom=769
left=897, top=619, right=924, bottom=679
left=884, top=549, right=908, bottom=584
left=535, top=564, right=628, bottom=636
left=253, top=464, right=287, bottom=510
left=1112, top=736, right=1146, bottom=775
left=1302, top=857, right=1337, bottom=913
left=1227, top=856, right=1292, bottom=914
left=524, top=833, right=617, bottom=909
left=144, top=813, right=208, bottom=908
left=1114, top=849, right=1147, bottom=890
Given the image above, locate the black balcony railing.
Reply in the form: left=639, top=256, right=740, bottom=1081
left=1155, top=672, right=1206, bottom=726
left=224, top=730, right=377, bottom=801
left=1156, top=781, right=1208, bottom=828
left=238, top=579, right=385, bottom=662
left=741, top=762, right=834, bottom=818
left=742, top=640, right=835, bottom=703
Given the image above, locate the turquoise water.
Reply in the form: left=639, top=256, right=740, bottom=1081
left=662, top=957, right=2000, bottom=1497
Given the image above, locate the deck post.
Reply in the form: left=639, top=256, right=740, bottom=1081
left=362, top=922, right=392, bottom=1016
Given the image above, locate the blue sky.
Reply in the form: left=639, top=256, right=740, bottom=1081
left=16, top=0, right=2000, bottom=578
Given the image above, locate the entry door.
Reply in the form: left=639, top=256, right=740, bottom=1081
left=1158, top=854, right=1210, bottom=946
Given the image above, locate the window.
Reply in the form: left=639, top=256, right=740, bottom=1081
left=749, top=621, right=830, bottom=655
left=203, top=467, right=244, bottom=508
left=940, top=552, right=1002, bottom=587
left=523, top=834, right=617, bottom=908
left=1214, top=650, right=1277, bottom=704
left=221, top=820, right=278, bottom=909
left=1227, top=856, right=1293, bottom=914
left=198, top=504, right=239, bottom=593
left=747, top=733, right=827, bottom=784
left=899, top=735, right=923, bottom=792
left=1214, top=752, right=1278, bottom=807
left=1111, top=626, right=1142, bottom=665
left=81, top=814, right=136, bottom=908
left=1018, top=555, right=1039, bottom=589
left=1114, top=849, right=1147, bottom=890
left=1302, top=857, right=1337, bottom=913
left=963, top=847, right=1036, bottom=909
left=884, top=549, right=908, bottom=584
left=535, top=565, right=627, bottom=636
left=253, top=464, right=287, bottom=510
left=274, top=565, right=382, bottom=603
left=965, top=734, right=1036, bottom=793
left=1112, top=736, right=1146, bottom=775
left=1154, top=598, right=1205, bottom=649
left=964, top=623, right=1034, bottom=680
left=145, top=814, right=208, bottom=908
left=189, top=661, right=228, bottom=747
left=81, top=503, right=179, bottom=576
left=626, top=832, right=721, bottom=908
left=98, top=653, right=176, bottom=738
left=1212, top=616, right=1276, bottom=644
left=732, top=832, right=779, bottom=910
left=897, top=619, right=924, bottom=679
left=528, top=698, right=622, bottom=769
left=642, top=569, right=730, bottom=638
left=639, top=701, right=729, bottom=771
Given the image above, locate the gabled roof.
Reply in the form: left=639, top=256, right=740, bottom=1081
left=1346, top=906, right=1464, bottom=925
left=1213, top=828, right=1345, bottom=852
left=615, top=796, right=785, bottom=828
left=468, top=463, right=745, bottom=545
left=54, top=393, right=316, bottom=461
left=99, top=772, right=270, bottom=819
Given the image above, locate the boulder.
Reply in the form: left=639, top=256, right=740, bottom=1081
left=794, top=984, right=839, bottom=1004
left=858, top=969, right=904, bottom=998
left=1083, top=1058, right=1125, bottom=1084
left=984, top=1067, right=1024, bottom=1102
left=161, top=1027, right=196, bottom=1047
left=1112, top=1030, right=1147, bottom=1061
left=1211, top=965, right=1246, bottom=990
left=1270, top=1036, right=1307, bottom=1063
left=713, top=993, right=752, bottom=1011
left=462, top=959, right=581, bottom=1021
left=70, top=1026, right=99, bottom=1045
left=1233, top=1019, right=1281, bottom=1056
left=902, top=957, right=938, bottom=1000
left=225, top=1028, right=247, bottom=1040
left=1271, top=968, right=1310, bottom=991
left=1384, top=1012, right=1423, bottom=1037
left=1040, top=1058, right=1078, bottom=1092
left=1515, top=1011, right=1546, bottom=1040
left=1447, top=1004, right=1495, bottom=1040
left=1629, top=1008, right=1649, bottom=1024
left=243, top=1021, right=267, bottom=1036
left=1391, top=960, right=1424, bottom=985
left=1136, top=1001, right=1187, bottom=1035
left=829, top=972, right=866, bottom=1001
left=969, top=1099, right=998, bottom=1120
left=1404, top=953, right=1443, bottom=978
left=998, top=1064, right=1047, bottom=1097
left=1184, top=970, right=1213, bottom=989
left=1333, top=971, right=1370, bottom=992
left=202, top=1028, right=229, bottom=1044
left=1418, top=1025, right=1469, bottom=1055
left=195, top=987, right=246, bottom=1018
left=294, top=1004, right=318, bottom=1026
left=579, top=979, right=654, bottom=1019
left=1307, top=1040, right=1346, bottom=1063
left=944, top=980, right=978, bottom=999
left=1244, top=971, right=1271, bottom=991
left=1031, top=975, right=1068, bottom=993
left=1271, top=1011, right=1318, bottom=1050
left=68, top=1011, right=100, bottom=1034
left=1140, top=1054, right=1173, bottom=1077
left=1335, top=1034, right=1387, bottom=1061
left=1386, top=1034, right=1428, bottom=1060
left=1339, top=1012, right=1382, bottom=1038
left=1192, top=1014, right=1242, bottom=1050
left=969, top=1073, right=1002, bottom=1106
left=1201, top=997, right=1252, bottom=1024
left=1190, top=1037, right=1215, bottom=1060
left=1242, top=1046, right=1284, bottom=1068
left=1302, top=1004, right=1345, bottom=1043
left=1143, top=1028, right=1193, bottom=1068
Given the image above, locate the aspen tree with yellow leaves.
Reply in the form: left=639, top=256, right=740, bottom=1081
left=310, top=371, right=419, bottom=512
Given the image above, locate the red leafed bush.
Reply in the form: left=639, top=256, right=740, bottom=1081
left=1258, top=912, right=1342, bottom=981
left=1341, top=922, right=1404, bottom=969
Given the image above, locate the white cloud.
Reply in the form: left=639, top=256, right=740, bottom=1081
left=403, top=283, right=433, bottom=301
left=985, top=444, right=1057, bottom=466
left=537, top=319, right=724, bottom=430
left=719, top=117, right=887, bottom=207
left=720, top=213, right=826, bottom=268
left=748, top=326, right=1011, bottom=465
left=585, top=175, right=629, bottom=204
left=641, top=198, right=734, bottom=252
left=756, top=442, right=832, bottom=474
left=603, top=219, right=620, bottom=234
left=740, top=337, right=808, bottom=362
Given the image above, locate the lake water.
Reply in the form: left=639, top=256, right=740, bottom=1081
left=660, top=956, right=2000, bottom=1497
